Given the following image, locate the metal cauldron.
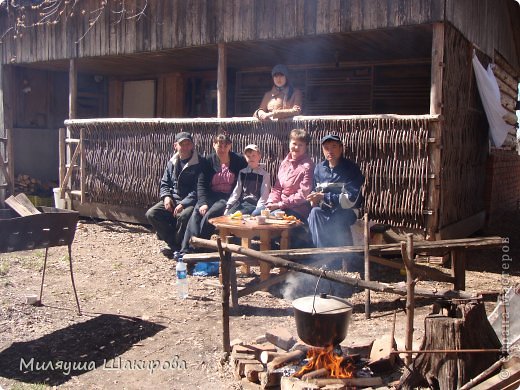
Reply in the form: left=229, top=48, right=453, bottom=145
left=292, top=293, right=352, bottom=347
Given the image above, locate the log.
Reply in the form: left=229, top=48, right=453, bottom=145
left=301, top=368, right=328, bottom=380
left=260, top=351, right=285, bottom=364
left=281, top=376, right=320, bottom=389
left=459, top=359, right=504, bottom=390
left=307, top=377, right=384, bottom=387
left=244, top=362, right=265, bottom=383
left=216, top=239, right=231, bottom=354
left=398, top=300, right=501, bottom=389
left=402, top=235, right=416, bottom=366
left=184, top=236, right=504, bottom=262
left=190, top=237, right=474, bottom=299
left=259, top=370, right=283, bottom=389
left=267, top=349, right=306, bottom=372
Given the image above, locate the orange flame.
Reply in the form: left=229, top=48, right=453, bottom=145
left=294, top=345, right=354, bottom=379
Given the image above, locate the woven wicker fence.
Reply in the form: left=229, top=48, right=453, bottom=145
left=66, top=115, right=436, bottom=231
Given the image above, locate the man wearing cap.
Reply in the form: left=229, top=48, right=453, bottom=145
left=145, top=131, right=204, bottom=257
left=307, top=134, right=364, bottom=269
left=224, top=144, right=271, bottom=216
left=254, top=64, right=303, bottom=121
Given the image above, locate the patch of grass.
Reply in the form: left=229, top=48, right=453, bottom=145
left=0, top=260, right=9, bottom=276
left=113, top=261, right=123, bottom=270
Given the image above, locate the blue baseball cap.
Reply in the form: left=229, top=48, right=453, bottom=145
left=320, top=134, right=342, bottom=144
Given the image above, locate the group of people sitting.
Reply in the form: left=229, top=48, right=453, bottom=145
left=145, top=64, right=365, bottom=272
left=146, top=128, right=364, bottom=268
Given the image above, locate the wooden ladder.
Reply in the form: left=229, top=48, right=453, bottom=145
left=58, top=127, right=85, bottom=204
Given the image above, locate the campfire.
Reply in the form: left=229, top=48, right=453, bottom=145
left=229, top=331, right=385, bottom=389
left=293, top=345, right=355, bottom=379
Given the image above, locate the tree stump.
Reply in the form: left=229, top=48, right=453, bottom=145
left=398, top=299, right=501, bottom=389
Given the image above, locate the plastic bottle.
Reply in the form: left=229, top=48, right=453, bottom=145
left=175, top=252, right=188, bottom=299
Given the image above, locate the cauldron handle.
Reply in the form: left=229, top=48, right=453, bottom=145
left=311, top=270, right=327, bottom=315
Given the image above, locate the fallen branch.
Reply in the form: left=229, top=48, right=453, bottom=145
left=190, top=237, right=473, bottom=299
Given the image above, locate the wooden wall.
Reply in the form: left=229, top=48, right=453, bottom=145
left=236, top=61, right=431, bottom=116
left=445, top=0, right=520, bottom=71
left=0, top=0, right=444, bottom=64
left=439, top=24, right=489, bottom=233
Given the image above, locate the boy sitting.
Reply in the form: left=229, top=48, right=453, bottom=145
left=225, top=144, right=271, bottom=216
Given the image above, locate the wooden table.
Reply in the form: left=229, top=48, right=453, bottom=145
left=209, top=215, right=301, bottom=281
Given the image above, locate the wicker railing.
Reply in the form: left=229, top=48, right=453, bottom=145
left=65, top=115, right=438, bottom=232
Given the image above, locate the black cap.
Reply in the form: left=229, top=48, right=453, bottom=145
left=175, top=132, right=193, bottom=143
left=320, top=134, right=342, bottom=144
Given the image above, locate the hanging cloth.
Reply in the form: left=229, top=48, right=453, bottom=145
left=471, top=52, right=510, bottom=147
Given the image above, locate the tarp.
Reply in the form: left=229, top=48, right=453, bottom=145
left=472, top=53, right=510, bottom=147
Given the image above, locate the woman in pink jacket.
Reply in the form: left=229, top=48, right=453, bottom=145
left=265, top=128, right=314, bottom=221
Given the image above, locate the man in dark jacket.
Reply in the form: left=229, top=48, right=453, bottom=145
left=307, top=134, right=364, bottom=270
left=146, top=132, right=204, bottom=257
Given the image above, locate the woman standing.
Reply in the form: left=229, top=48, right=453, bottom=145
left=264, top=128, right=314, bottom=222
left=181, top=131, right=247, bottom=253
left=254, top=64, right=303, bottom=121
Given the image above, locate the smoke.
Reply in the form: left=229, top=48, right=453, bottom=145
left=282, top=267, right=360, bottom=301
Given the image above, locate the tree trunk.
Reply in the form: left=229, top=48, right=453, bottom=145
left=399, top=300, right=501, bottom=389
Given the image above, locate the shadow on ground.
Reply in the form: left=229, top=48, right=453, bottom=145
left=0, top=314, right=166, bottom=386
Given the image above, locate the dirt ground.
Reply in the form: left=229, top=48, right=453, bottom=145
left=0, top=211, right=519, bottom=390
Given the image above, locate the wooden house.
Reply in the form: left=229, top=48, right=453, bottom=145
left=0, top=0, right=519, bottom=240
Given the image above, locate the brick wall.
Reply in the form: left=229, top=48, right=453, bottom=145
left=485, top=149, right=520, bottom=223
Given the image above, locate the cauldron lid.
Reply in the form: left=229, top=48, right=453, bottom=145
left=292, top=294, right=352, bottom=315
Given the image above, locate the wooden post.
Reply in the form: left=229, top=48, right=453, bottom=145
left=364, top=213, right=371, bottom=319
left=217, top=43, right=227, bottom=118
left=216, top=238, right=231, bottom=355
left=80, top=128, right=85, bottom=204
left=430, top=23, right=444, bottom=116
left=69, top=59, right=77, bottom=120
left=426, top=22, right=444, bottom=240
left=6, top=127, right=13, bottom=195
left=426, top=120, right=441, bottom=240
left=0, top=63, right=5, bottom=203
left=451, top=248, right=466, bottom=291
left=401, top=233, right=416, bottom=367
left=59, top=128, right=66, bottom=188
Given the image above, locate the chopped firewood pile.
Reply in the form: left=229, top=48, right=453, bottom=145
left=229, top=327, right=398, bottom=389
left=14, top=174, right=56, bottom=196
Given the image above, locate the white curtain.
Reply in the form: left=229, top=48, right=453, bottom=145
left=471, top=53, right=510, bottom=147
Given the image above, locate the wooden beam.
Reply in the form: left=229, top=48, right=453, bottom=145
left=69, top=59, right=77, bottom=119
left=184, top=236, right=504, bottom=262
left=75, top=202, right=148, bottom=224
left=439, top=211, right=487, bottom=239
left=426, top=120, right=442, bottom=240
left=364, top=213, right=371, bottom=319
left=0, top=151, right=10, bottom=191
left=427, top=22, right=444, bottom=240
left=6, top=127, right=13, bottom=195
left=80, top=128, right=85, bottom=204
left=401, top=235, right=416, bottom=366
left=190, top=237, right=474, bottom=299
left=217, top=43, right=227, bottom=118
left=430, top=22, right=444, bottom=115
left=59, top=128, right=66, bottom=186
